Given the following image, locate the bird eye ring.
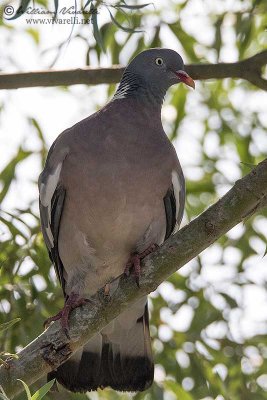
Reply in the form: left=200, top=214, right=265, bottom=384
left=155, top=57, right=163, bottom=66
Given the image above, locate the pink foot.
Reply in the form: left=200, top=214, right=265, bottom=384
left=124, top=243, right=159, bottom=287
left=44, top=292, right=87, bottom=337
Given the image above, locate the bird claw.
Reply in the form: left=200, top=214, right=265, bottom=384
left=43, top=310, right=63, bottom=329
left=98, top=283, right=112, bottom=304
left=43, top=293, right=87, bottom=337
left=104, top=283, right=110, bottom=296
left=124, top=243, right=159, bottom=287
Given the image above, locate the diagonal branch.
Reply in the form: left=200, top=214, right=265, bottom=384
left=0, top=51, right=267, bottom=91
left=0, top=159, right=267, bottom=398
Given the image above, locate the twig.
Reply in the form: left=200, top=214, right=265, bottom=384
left=0, top=51, right=266, bottom=90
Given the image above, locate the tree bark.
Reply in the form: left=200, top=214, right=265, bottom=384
left=0, top=51, right=266, bottom=90
left=0, top=159, right=266, bottom=398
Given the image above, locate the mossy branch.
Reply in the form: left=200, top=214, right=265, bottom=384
left=0, top=159, right=266, bottom=398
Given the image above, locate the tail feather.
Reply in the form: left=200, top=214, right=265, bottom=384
left=48, top=301, right=154, bottom=392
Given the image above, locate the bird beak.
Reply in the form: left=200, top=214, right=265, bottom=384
left=175, top=70, right=195, bottom=89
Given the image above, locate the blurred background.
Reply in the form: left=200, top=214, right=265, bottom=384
left=0, top=0, right=267, bottom=399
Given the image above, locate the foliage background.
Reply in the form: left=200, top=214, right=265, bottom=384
left=0, top=0, right=267, bottom=399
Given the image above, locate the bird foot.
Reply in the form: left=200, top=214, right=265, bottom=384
left=124, top=243, right=159, bottom=287
left=43, top=292, right=87, bottom=338
left=98, top=283, right=112, bottom=304
left=104, top=283, right=110, bottom=296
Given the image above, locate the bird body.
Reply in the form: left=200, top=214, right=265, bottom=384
left=46, top=99, right=180, bottom=297
left=39, top=48, right=194, bottom=392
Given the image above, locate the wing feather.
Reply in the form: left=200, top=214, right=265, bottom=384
left=163, top=169, right=185, bottom=240
left=39, top=164, right=66, bottom=296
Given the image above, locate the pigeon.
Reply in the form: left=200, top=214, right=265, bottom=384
left=39, top=48, right=194, bottom=393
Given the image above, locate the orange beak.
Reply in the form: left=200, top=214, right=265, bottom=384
left=175, top=70, right=195, bottom=89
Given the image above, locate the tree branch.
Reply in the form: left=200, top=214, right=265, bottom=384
left=0, top=51, right=266, bottom=90
left=0, top=159, right=267, bottom=398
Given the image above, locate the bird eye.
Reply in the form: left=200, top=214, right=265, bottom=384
left=155, top=57, right=163, bottom=66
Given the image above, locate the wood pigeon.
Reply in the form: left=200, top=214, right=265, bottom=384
left=39, top=48, right=194, bottom=393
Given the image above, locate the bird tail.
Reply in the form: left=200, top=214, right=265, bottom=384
left=48, top=300, right=154, bottom=392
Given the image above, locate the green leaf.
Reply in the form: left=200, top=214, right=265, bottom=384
left=0, top=353, right=19, bottom=360
left=54, top=0, right=59, bottom=17
left=91, top=7, right=105, bottom=52
left=164, top=380, right=194, bottom=400
left=6, top=0, right=31, bottom=20
left=0, top=147, right=31, bottom=203
left=213, top=16, right=224, bottom=59
left=0, top=214, right=28, bottom=239
left=169, top=22, right=198, bottom=62
left=29, top=118, right=44, bottom=141
left=31, top=379, right=55, bottom=400
left=29, top=117, right=48, bottom=166
left=17, top=380, right=31, bottom=400
left=236, top=15, right=253, bottom=58
left=25, top=29, right=40, bottom=45
left=84, top=0, right=93, bottom=9
left=108, top=9, right=143, bottom=33
left=240, top=161, right=256, bottom=169
left=220, top=293, right=238, bottom=308
left=149, top=25, right=160, bottom=48
left=114, top=3, right=151, bottom=10
left=169, top=85, right=187, bottom=141
left=0, top=319, right=21, bottom=334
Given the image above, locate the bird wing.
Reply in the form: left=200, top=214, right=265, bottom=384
left=164, top=169, right=185, bottom=240
left=38, top=144, right=68, bottom=296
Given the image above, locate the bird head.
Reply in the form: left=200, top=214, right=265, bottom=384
left=127, top=48, right=195, bottom=91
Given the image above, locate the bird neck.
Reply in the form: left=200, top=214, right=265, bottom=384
left=112, top=70, right=166, bottom=111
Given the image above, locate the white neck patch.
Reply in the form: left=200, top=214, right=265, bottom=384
left=113, top=83, right=130, bottom=100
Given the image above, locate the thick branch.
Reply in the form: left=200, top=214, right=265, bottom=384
left=0, top=51, right=267, bottom=90
left=0, top=159, right=267, bottom=398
